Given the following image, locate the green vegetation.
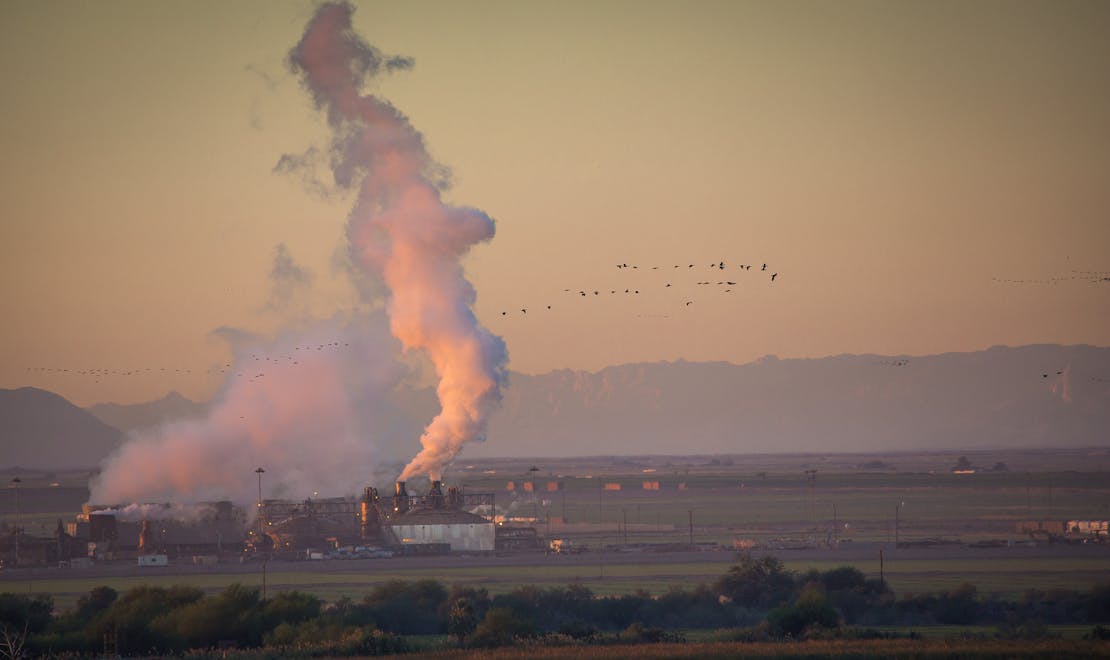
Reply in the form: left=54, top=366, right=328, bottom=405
left=4, top=555, right=1110, bottom=657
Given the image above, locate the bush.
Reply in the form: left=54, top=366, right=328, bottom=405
left=87, top=585, right=204, bottom=655
left=766, top=586, right=839, bottom=638
left=362, top=579, right=447, bottom=634
left=619, top=622, right=685, bottom=643
left=154, top=583, right=264, bottom=649
left=470, top=607, right=537, bottom=648
left=715, top=554, right=795, bottom=609
left=447, top=597, right=478, bottom=645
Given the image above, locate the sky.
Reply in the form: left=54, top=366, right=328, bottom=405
left=2, top=0, right=1109, bottom=409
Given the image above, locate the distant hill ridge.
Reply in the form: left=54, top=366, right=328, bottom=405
left=87, top=390, right=207, bottom=434
left=473, top=344, right=1110, bottom=456
left=3, top=344, right=1109, bottom=469
left=0, top=387, right=123, bottom=470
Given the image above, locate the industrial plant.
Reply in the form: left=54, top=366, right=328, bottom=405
left=1, top=480, right=541, bottom=568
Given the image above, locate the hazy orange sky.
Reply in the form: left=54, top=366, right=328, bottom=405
left=2, top=0, right=1108, bottom=408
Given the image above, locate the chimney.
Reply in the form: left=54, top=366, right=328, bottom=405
left=138, top=519, right=153, bottom=556
left=361, top=487, right=380, bottom=539
left=446, top=485, right=461, bottom=510
left=393, top=481, right=409, bottom=515
left=429, top=480, right=445, bottom=509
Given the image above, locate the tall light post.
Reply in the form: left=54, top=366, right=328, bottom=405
left=254, top=467, right=265, bottom=535
left=254, top=467, right=266, bottom=600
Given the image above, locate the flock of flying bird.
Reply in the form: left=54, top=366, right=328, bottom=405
left=992, top=271, right=1110, bottom=285
left=18, top=259, right=1110, bottom=387
left=23, top=342, right=352, bottom=385
left=499, top=260, right=780, bottom=317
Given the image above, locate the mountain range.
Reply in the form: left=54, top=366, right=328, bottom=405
left=2, top=344, right=1107, bottom=469
left=0, top=387, right=124, bottom=469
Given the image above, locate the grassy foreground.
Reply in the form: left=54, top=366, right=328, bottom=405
left=395, top=638, right=1110, bottom=659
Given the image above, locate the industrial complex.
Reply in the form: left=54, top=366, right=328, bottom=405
left=1, top=480, right=542, bottom=568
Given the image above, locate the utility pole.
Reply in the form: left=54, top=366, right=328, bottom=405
left=528, top=465, right=540, bottom=524
left=598, top=480, right=603, bottom=524
left=895, top=500, right=904, bottom=548
left=879, top=549, right=885, bottom=588
left=804, top=469, right=817, bottom=538
left=1025, top=472, right=1032, bottom=518
left=11, top=478, right=21, bottom=565
left=688, top=509, right=694, bottom=548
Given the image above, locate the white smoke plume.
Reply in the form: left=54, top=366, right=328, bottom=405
left=89, top=503, right=212, bottom=524
left=88, top=2, right=505, bottom=506
left=287, top=2, right=508, bottom=481
left=89, top=312, right=429, bottom=506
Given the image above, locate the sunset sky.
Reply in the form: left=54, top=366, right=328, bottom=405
left=2, top=0, right=1109, bottom=408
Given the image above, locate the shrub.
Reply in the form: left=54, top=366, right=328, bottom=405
left=766, top=586, right=839, bottom=638
left=470, top=607, right=537, bottom=648
left=715, top=554, right=795, bottom=609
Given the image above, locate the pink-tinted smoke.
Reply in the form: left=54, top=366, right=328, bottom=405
left=289, top=2, right=507, bottom=481
left=89, top=314, right=424, bottom=506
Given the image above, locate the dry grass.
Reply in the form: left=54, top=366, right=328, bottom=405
left=402, top=638, right=1110, bottom=659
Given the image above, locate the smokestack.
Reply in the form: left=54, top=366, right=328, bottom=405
left=393, top=481, right=409, bottom=515
left=429, top=480, right=445, bottom=509
left=361, top=486, right=380, bottom=539
left=446, top=485, right=461, bottom=510
left=138, top=519, right=152, bottom=556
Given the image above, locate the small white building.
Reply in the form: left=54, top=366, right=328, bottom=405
left=138, top=554, right=168, bottom=567
left=389, top=509, right=495, bottom=552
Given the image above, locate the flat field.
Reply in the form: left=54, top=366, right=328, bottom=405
left=3, top=447, right=1110, bottom=612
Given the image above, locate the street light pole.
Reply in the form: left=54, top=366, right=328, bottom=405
left=528, top=465, right=539, bottom=524
left=254, top=467, right=266, bottom=600
left=255, top=467, right=265, bottom=536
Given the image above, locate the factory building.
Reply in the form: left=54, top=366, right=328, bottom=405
left=25, top=480, right=513, bottom=567
left=390, top=508, right=495, bottom=552
left=387, top=480, right=496, bottom=552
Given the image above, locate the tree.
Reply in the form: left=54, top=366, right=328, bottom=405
left=447, top=597, right=477, bottom=645
left=936, top=583, right=980, bottom=624
left=716, top=554, right=795, bottom=609
left=262, top=591, right=320, bottom=629
left=362, top=579, right=448, bottom=634
left=87, top=585, right=203, bottom=655
left=766, top=585, right=839, bottom=638
left=153, top=583, right=263, bottom=649
left=74, top=586, right=118, bottom=624
left=470, top=607, right=536, bottom=647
